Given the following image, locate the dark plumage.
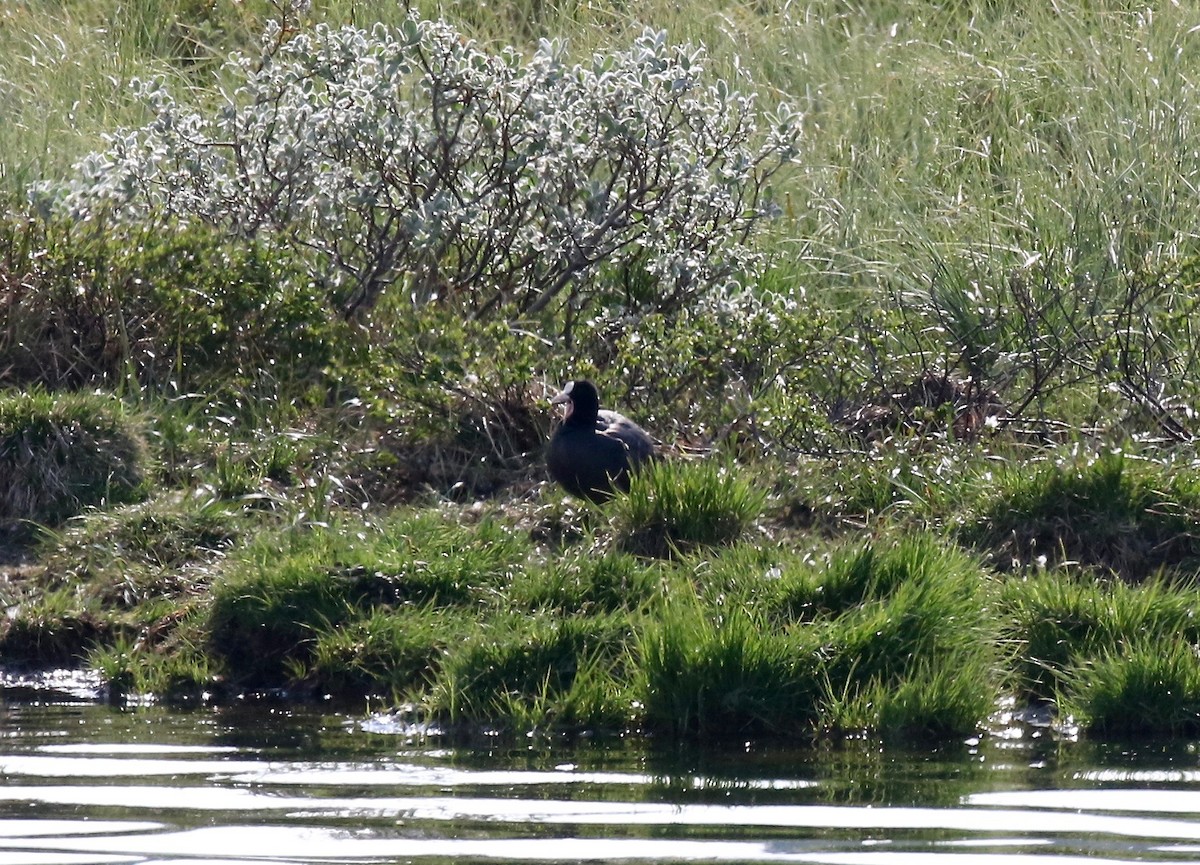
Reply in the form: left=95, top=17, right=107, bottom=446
left=546, top=380, right=657, bottom=502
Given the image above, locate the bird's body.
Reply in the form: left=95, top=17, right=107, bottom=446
left=546, top=380, right=656, bottom=502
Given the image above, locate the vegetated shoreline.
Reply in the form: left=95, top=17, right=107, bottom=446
left=3, top=383, right=1200, bottom=745
left=4, top=0, right=1200, bottom=743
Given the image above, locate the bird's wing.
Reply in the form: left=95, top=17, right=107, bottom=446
left=596, top=410, right=658, bottom=464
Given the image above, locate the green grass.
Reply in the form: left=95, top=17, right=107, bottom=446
left=0, top=586, right=110, bottom=666
left=998, top=573, right=1200, bottom=702
left=6, top=0, right=1200, bottom=745
left=305, top=605, right=475, bottom=701
left=616, top=459, right=766, bottom=557
left=961, top=450, right=1200, bottom=579
left=206, top=510, right=531, bottom=686
left=427, top=612, right=635, bottom=732
left=507, top=546, right=662, bottom=615
left=1063, top=638, right=1200, bottom=736
left=0, top=389, right=148, bottom=528
left=36, top=498, right=240, bottom=608
left=638, top=592, right=822, bottom=739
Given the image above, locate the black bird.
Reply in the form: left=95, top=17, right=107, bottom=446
left=546, top=380, right=657, bottom=502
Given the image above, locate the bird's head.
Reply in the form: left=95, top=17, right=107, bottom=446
left=551, top=379, right=601, bottom=424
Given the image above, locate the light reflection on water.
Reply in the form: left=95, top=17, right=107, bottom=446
left=2, top=702, right=1200, bottom=863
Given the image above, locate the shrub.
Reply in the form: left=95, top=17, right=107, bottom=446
left=0, top=213, right=333, bottom=391
left=0, top=389, right=147, bottom=528
left=49, top=17, right=800, bottom=323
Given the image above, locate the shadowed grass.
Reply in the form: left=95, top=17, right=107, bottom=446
left=0, top=389, right=148, bottom=529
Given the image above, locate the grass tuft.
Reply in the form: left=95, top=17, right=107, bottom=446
left=998, top=574, right=1200, bottom=701
left=427, top=612, right=633, bottom=732
left=637, top=590, right=822, bottom=739
left=0, top=389, right=147, bottom=529
left=960, top=451, right=1200, bottom=580
left=616, top=459, right=765, bottom=558
left=1063, top=638, right=1200, bottom=736
left=306, top=606, right=474, bottom=701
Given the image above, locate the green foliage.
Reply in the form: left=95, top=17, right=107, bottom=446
left=961, top=450, right=1200, bottom=579
left=1063, top=638, right=1200, bottom=737
left=617, top=459, right=766, bottom=557
left=0, top=214, right=335, bottom=392
left=429, top=612, right=633, bottom=731
left=307, top=606, right=474, bottom=700
left=0, top=389, right=147, bottom=527
left=998, top=574, right=1200, bottom=701
left=637, top=593, right=821, bottom=739
left=206, top=511, right=530, bottom=685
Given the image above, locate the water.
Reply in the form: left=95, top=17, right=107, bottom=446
left=3, top=693, right=1200, bottom=863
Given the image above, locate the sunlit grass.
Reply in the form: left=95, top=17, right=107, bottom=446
left=0, top=389, right=148, bottom=528
left=616, top=459, right=766, bottom=557
left=427, top=612, right=635, bottom=732
left=637, top=591, right=822, bottom=738
left=1063, top=637, right=1200, bottom=737
left=961, top=451, right=1200, bottom=579
left=997, top=573, right=1200, bottom=702
left=206, top=509, right=532, bottom=685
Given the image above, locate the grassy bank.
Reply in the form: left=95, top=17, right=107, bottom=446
left=5, top=387, right=1200, bottom=740
left=3, top=0, right=1200, bottom=742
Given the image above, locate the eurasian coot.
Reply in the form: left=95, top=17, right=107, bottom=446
left=546, top=380, right=657, bottom=502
